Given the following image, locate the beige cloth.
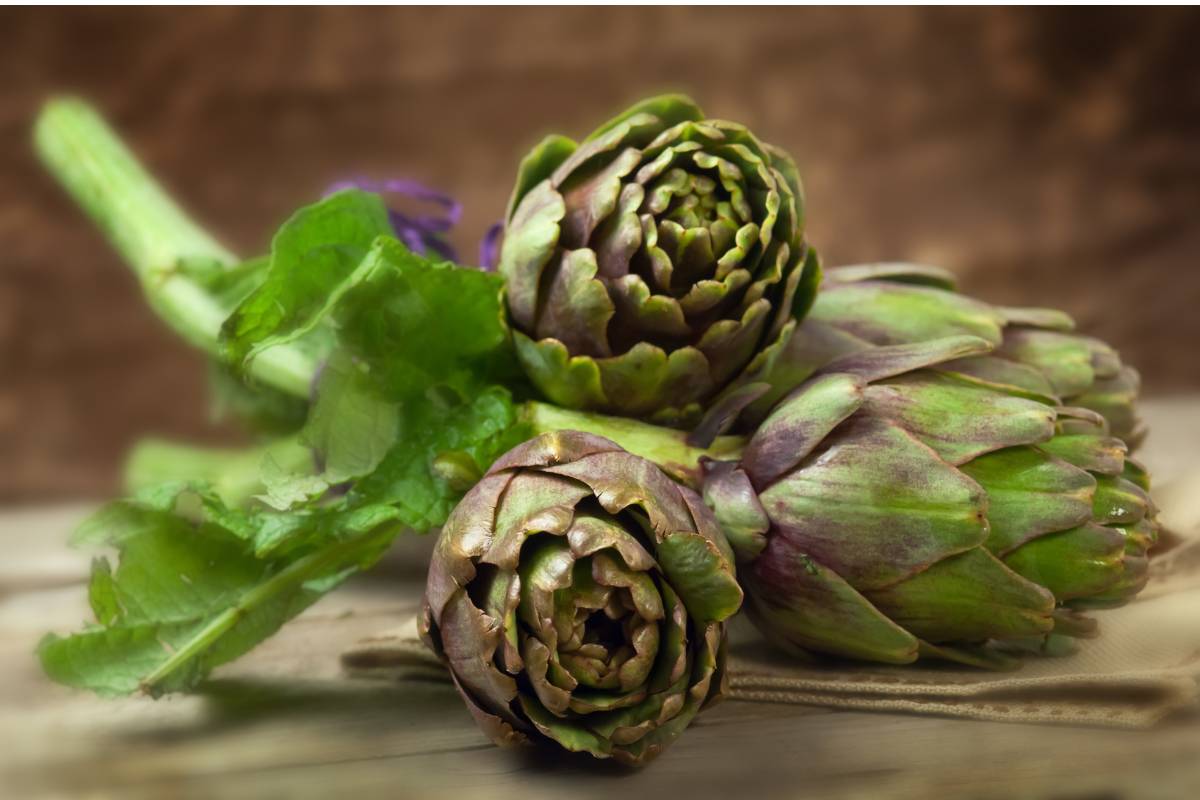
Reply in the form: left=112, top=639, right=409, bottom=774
left=342, top=473, right=1200, bottom=730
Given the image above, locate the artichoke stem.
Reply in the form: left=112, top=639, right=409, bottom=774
left=34, top=98, right=315, bottom=397
left=522, top=401, right=744, bottom=489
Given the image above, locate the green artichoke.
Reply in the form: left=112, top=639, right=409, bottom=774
left=420, top=430, right=742, bottom=764
left=499, top=95, right=819, bottom=425
left=704, top=322, right=1158, bottom=669
left=795, top=264, right=1146, bottom=447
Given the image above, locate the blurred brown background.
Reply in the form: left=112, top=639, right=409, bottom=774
left=3, top=7, right=1199, bottom=502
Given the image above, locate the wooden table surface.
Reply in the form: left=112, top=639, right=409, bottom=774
left=3, top=398, right=1199, bottom=800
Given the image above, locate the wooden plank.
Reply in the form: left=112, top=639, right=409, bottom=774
left=6, top=577, right=1198, bottom=800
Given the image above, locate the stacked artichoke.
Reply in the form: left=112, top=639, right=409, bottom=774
left=803, top=263, right=1145, bottom=447
left=499, top=95, right=819, bottom=425
left=421, top=431, right=741, bottom=763
left=705, top=321, right=1154, bottom=668
left=697, top=262, right=1156, bottom=667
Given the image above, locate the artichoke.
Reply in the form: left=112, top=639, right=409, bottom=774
left=420, top=431, right=742, bottom=763
left=704, top=320, right=1158, bottom=669
left=499, top=95, right=819, bottom=425
left=797, top=264, right=1146, bottom=447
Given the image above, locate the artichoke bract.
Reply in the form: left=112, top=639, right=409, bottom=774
left=705, top=323, right=1158, bottom=669
left=499, top=95, right=819, bottom=425
left=420, top=431, right=742, bottom=764
left=800, top=264, right=1146, bottom=447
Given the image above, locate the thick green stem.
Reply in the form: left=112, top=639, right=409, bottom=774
left=523, top=401, right=745, bottom=489
left=35, top=98, right=314, bottom=397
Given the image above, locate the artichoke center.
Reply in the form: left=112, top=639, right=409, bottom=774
left=558, top=578, right=645, bottom=689
left=661, top=172, right=725, bottom=230
left=581, top=608, right=627, bottom=650
left=623, top=164, right=743, bottom=314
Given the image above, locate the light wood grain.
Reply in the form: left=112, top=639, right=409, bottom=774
left=2, top=399, right=1199, bottom=799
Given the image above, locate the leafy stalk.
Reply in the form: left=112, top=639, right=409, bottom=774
left=35, top=98, right=743, bottom=698
left=36, top=98, right=740, bottom=481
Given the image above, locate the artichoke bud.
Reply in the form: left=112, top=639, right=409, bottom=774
left=799, top=263, right=1147, bottom=449
left=421, top=430, right=742, bottom=764
left=707, top=321, right=1159, bottom=670
left=499, top=95, right=820, bottom=424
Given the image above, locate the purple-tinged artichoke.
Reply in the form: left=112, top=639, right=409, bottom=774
left=420, top=431, right=742, bottom=764
left=796, top=264, right=1146, bottom=448
left=499, top=95, right=819, bottom=425
left=704, top=322, right=1158, bottom=669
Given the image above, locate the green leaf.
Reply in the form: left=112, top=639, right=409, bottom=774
left=224, top=222, right=523, bottom=415
left=118, top=231, right=527, bottom=549
left=207, top=361, right=308, bottom=436
left=94, top=518, right=271, bottom=626
left=87, top=558, right=121, bottom=625
left=40, top=625, right=196, bottom=698
left=302, top=356, right=400, bottom=485
left=73, top=499, right=172, bottom=547
left=354, top=385, right=530, bottom=533
left=76, top=483, right=256, bottom=551
left=258, top=455, right=329, bottom=511
left=219, top=190, right=393, bottom=370
left=123, top=438, right=312, bottom=510
left=40, top=500, right=398, bottom=697
left=249, top=503, right=403, bottom=558
left=334, top=237, right=521, bottom=397
left=263, top=236, right=530, bottom=532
